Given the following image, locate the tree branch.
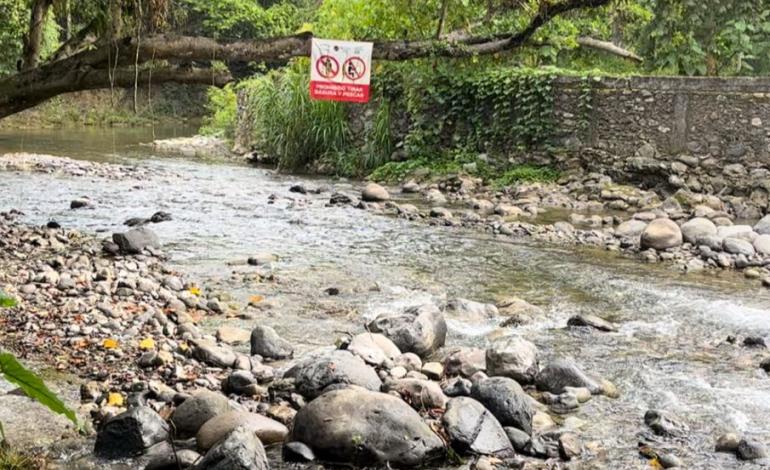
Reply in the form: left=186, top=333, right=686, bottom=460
left=576, top=36, right=642, bottom=62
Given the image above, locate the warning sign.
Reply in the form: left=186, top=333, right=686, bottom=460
left=310, top=38, right=373, bottom=103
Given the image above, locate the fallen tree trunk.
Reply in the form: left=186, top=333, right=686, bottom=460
left=0, top=0, right=610, bottom=119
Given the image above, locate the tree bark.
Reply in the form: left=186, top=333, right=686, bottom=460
left=1, top=0, right=610, bottom=119
left=22, top=0, right=54, bottom=70
left=576, top=37, right=642, bottom=62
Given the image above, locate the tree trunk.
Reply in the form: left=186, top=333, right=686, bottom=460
left=22, top=0, right=54, bottom=70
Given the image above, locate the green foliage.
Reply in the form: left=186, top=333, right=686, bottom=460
left=200, top=84, right=238, bottom=139
left=181, top=0, right=314, bottom=38
left=492, top=165, right=560, bottom=187
left=369, top=158, right=431, bottom=183
left=0, top=292, right=16, bottom=308
left=0, top=0, right=27, bottom=76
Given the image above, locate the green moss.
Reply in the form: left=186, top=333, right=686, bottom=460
left=492, top=165, right=561, bottom=188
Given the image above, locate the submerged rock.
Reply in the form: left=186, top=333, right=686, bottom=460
left=567, top=314, right=617, bottom=332
left=644, top=409, right=688, bottom=437
left=442, top=397, right=514, bottom=457
left=94, top=406, right=169, bottom=458
left=367, top=304, right=447, bottom=358
left=283, top=349, right=381, bottom=399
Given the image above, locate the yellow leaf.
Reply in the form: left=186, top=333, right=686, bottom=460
left=179, top=342, right=189, bottom=352
left=649, top=457, right=663, bottom=469
left=189, top=286, right=201, bottom=296
left=139, top=337, right=155, bottom=350
left=103, top=338, right=118, bottom=349
left=295, top=22, right=313, bottom=34
left=249, top=295, right=264, bottom=304
left=107, top=393, right=124, bottom=407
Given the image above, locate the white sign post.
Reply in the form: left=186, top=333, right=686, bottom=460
left=310, top=38, right=373, bottom=103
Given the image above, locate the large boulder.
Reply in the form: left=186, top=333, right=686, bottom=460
left=680, top=217, right=717, bottom=244
left=753, top=234, right=770, bottom=256
left=283, top=350, right=381, bottom=399
left=196, top=411, right=288, bottom=451
left=95, top=406, right=169, bottom=458
left=382, top=378, right=448, bottom=410
left=367, top=304, right=447, bottom=358
left=290, top=388, right=445, bottom=466
left=112, top=227, right=161, bottom=254
left=250, top=325, right=293, bottom=360
left=640, top=219, right=682, bottom=250
left=192, top=425, right=268, bottom=470
left=443, top=347, right=486, bottom=378
left=485, top=336, right=539, bottom=384
left=723, top=237, right=755, bottom=256
left=362, top=183, right=390, bottom=202
left=171, top=390, right=232, bottom=437
left=615, top=219, right=648, bottom=238
left=347, top=332, right=401, bottom=367
left=442, top=397, right=514, bottom=457
left=754, top=214, right=770, bottom=235
left=191, top=340, right=237, bottom=369
left=717, top=225, right=757, bottom=242
left=471, top=377, right=534, bottom=434
left=535, top=359, right=602, bottom=395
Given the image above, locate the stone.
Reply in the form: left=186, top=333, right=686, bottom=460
left=192, top=425, right=268, bottom=470
left=737, top=438, right=768, bottom=460
left=485, top=336, right=539, bottom=384
left=567, top=314, right=617, bottom=332
left=283, top=349, right=382, bottom=399
left=247, top=253, right=277, bottom=266
left=94, top=406, right=169, bottom=458
left=222, top=370, right=264, bottom=396
left=559, top=433, right=582, bottom=460
left=471, top=376, right=535, bottom=434
left=443, top=377, right=473, bottom=397
left=445, top=298, right=499, bottom=322
left=216, top=325, right=250, bottom=344
left=383, top=378, right=448, bottom=410
left=717, top=225, right=756, bottom=241
left=615, top=219, right=648, bottom=238
left=112, top=227, right=161, bottom=254
left=680, top=217, right=717, bottom=244
left=70, top=198, right=92, bottom=209
left=266, top=403, right=296, bottom=425
left=755, top=215, right=770, bottom=235
left=394, top=352, right=422, bottom=372
left=715, top=433, right=740, bottom=453
left=442, top=397, right=514, bottom=457
left=367, top=304, right=447, bottom=358
left=362, top=183, right=390, bottom=202
left=754, top=234, right=770, bottom=256
left=644, top=409, right=688, bottom=437
left=443, top=347, right=486, bottom=378
left=347, top=332, right=401, bottom=367
left=640, top=219, right=682, bottom=251
left=505, top=427, right=531, bottom=453
left=145, top=445, right=201, bottom=470
left=250, top=325, right=293, bottom=360
left=402, top=181, right=420, bottom=193
left=283, top=441, right=316, bottom=462
left=196, top=411, right=288, bottom=451
left=290, top=388, right=444, bottom=467
left=723, top=237, right=755, bottom=256
left=171, top=390, right=231, bottom=437
left=421, top=362, right=444, bottom=380
left=429, top=207, right=453, bottom=218
left=191, top=340, right=237, bottom=368
left=535, top=358, right=602, bottom=395
left=425, top=189, right=448, bottom=205
left=761, top=357, right=770, bottom=372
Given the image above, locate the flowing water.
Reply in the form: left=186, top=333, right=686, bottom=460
left=1, top=128, right=770, bottom=468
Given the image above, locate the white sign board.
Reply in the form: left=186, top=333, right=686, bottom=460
left=310, top=38, right=373, bottom=103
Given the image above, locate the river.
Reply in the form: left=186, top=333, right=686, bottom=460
left=1, top=127, right=769, bottom=468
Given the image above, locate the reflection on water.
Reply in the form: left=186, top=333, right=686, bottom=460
left=1, top=128, right=770, bottom=468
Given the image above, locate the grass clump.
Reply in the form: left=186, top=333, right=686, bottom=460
left=492, top=165, right=560, bottom=188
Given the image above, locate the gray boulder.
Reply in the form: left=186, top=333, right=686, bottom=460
left=250, top=325, right=293, bottom=360
left=443, top=347, right=486, bottom=378
left=753, top=234, right=770, bottom=256
left=680, top=217, right=717, bottom=244
left=367, top=304, right=447, bottom=358
left=535, top=358, right=602, bottom=395
left=615, top=219, right=648, bottom=238
left=112, top=227, right=160, bottom=254
left=717, top=225, right=757, bottom=241
left=754, top=214, right=770, bottom=235
left=347, top=332, right=401, bottom=367
left=485, top=336, right=539, bottom=384
left=290, top=388, right=445, bottom=466
left=723, top=237, right=756, bottom=256
left=145, top=443, right=201, bottom=470
left=95, top=406, right=169, bottom=458
left=640, top=219, right=682, bottom=250
left=382, top=378, right=448, bottom=410
left=196, top=411, right=288, bottom=451
left=442, top=397, right=514, bottom=457
left=171, top=390, right=231, bottom=437
left=191, top=340, right=237, bottom=369
left=192, top=425, right=268, bottom=470
left=471, top=376, right=535, bottom=434
left=283, top=349, right=381, bottom=399
left=362, top=183, right=390, bottom=202
left=737, top=438, right=769, bottom=460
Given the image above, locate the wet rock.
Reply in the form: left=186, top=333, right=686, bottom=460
left=644, top=409, right=688, bottom=437
left=535, top=358, right=602, bottom=395
left=191, top=339, right=237, bottom=368
left=383, top=378, right=448, bottom=410
left=737, top=438, right=768, bottom=460
left=641, top=219, right=682, bottom=250
left=402, top=181, right=420, bottom=193
left=443, top=347, right=486, bottom=378
left=567, top=314, right=617, bottom=332
left=743, top=336, right=766, bottom=348
left=723, top=237, right=755, bottom=256
left=559, top=433, right=582, bottom=460
left=445, top=298, right=498, bottom=322
left=715, top=433, right=741, bottom=453
left=347, top=332, right=401, bottom=367
left=657, top=452, right=682, bottom=468
left=761, top=357, right=770, bottom=372
left=442, top=397, right=514, bottom=457
left=70, top=198, right=92, bottom=209
left=485, top=336, right=539, bottom=384
left=443, top=377, right=473, bottom=397
left=289, top=388, right=444, bottom=467
left=471, top=376, right=535, bottom=434
left=283, top=441, right=316, bottom=462
left=193, top=425, right=268, bottom=470
left=196, top=411, right=288, bottom=451
left=94, top=406, right=169, bottom=458
left=283, top=349, right=382, bottom=399
left=171, top=390, right=231, bottom=437
left=247, top=253, right=277, bottom=266
left=680, top=217, right=717, bottom=244
left=329, top=192, right=352, bottom=205
left=112, top=227, right=161, bottom=254
left=145, top=443, right=201, bottom=470
left=250, top=325, right=293, bottom=360
left=429, top=207, right=453, bottom=219
left=362, top=183, right=390, bottom=202
left=216, top=325, right=250, bottom=344
left=367, top=304, right=447, bottom=358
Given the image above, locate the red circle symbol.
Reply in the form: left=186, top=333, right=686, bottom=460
left=342, top=57, right=366, bottom=81
left=316, top=55, right=339, bottom=79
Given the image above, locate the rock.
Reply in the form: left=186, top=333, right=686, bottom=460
left=383, top=378, right=448, bottom=410
left=347, top=332, right=401, bottom=367
left=559, top=433, right=581, bottom=460
left=250, top=325, right=293, bottom=360
left=221, top=370, right=264, bottom=396
left=505, top=427, right=531, bottom=453
left=329, top=192, right=352, bottom=205
left=535, top=358, right=601, bottom=395
left=743, top=336, right=766, bottom=348
left=680, top=217, right=717, bottom=244
left=755, top=214, right=770, bottom=235
left=283, top=350, right=382, bottom=399
left=640, top=219, right=682, bottom=250
left=753, top=234, right=770, bottom=256
left=94, top=406, right=169, bottom=458
left=715, top=433, right=740, bottom=453
left=443, top=347, right=486, bottom=378
left=443, top=377, right=473, bottom=397
left=216, top=326, right=250, bottom=344
left=442, top=397, right=514, bottom=457
left=615, top=219, right=648, bottom=238
left=247, top=253, right=277, bottom=266
left=422, top=362, right=444, bottom=380
left=266, top=403, right=296, bottom=425
left=657, top=452, right=682, bottom=468
left=362, top=183, right=390, bottom=202
left=145, top=445, right=201, bottom=470
left=445, top=298, right=499, bottom=322
left=425, top=189, right=448, bottom=205
left=171, top=390, right=231, bottom=437
left=644, top=409, right=688, bottom=437
left=761, top=357, right=770, bottom=372
left=429, top=207, right=453, bottom=219
left=367, top=304, right=447, bottom=358
left=723, top=237, right=755, bottom=256
left=196, top=411, right=288, bottom=451
left=193, top=425, right=268, bottom=470
left=717, top=225, right=756, bottom=241
left=283, top=441, right=316, bottom=462
left=737, top=438, right=768, bottom=460
left=394, top=352, right=422, bottom=372
left=471, top=377, right=535, bottom=434
left=567, top=314, right=617, bottom=332
left=192, top=340, right=237, bottom=368
left=402, top=181, right=420, bottom=193
left=112, top=227, right=161, bottom=254
left=289, top=388, right=444, bottom=467
left=485, top=336, right=539, bottom=384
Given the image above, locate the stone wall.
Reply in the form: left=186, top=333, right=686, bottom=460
left=551, top=76, right=770, bottom=218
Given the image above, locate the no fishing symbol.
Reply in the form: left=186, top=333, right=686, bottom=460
left=310, top=38, right=373, bottom=103
left=316, top=55, right=339, bottom=79
left=343, top=57, right=366, bottom=81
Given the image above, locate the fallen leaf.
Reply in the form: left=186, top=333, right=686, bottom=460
left=249, top=295, right=264, bottom=304
left=189, top=286, right=202, bottom=296
left=102, top=338, right=118, bottom=349
left=107, top=392, right=124, bottom=406
left=139, top=337, right=155, bottom=350
left=179, top=342, right=189, bottom=352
